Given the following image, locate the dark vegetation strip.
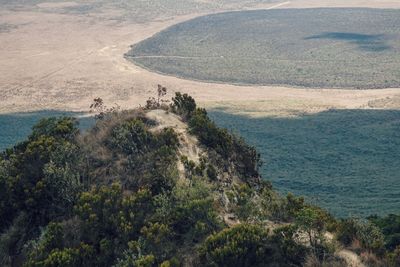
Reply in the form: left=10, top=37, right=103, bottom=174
left=128, top=8, right=400, bottom=88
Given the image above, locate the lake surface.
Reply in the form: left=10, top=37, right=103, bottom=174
left=209, top=109, right=400, bottom=217
left=0, top=111, right=93, bottom=151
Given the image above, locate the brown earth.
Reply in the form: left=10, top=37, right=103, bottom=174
left=1, top=0, right=400, bottom=116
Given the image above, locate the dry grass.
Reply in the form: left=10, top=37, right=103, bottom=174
left=304, top=254, right=348, bottom=267
left=359, top=252, right=381, bottom=266
left=1, top=0, right=400, bottom=117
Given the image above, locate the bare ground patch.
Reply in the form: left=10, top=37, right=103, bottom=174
left=36, top=2, right=79, bottom=9
left=1, top=0, right=400, bottom=116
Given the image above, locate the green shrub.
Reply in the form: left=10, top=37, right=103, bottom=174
left=356, top=221, right=385, bottom=253
left=369, top=214, right=400, bottom=251
left=25, top=224, right=95, bottom=267
left=99, top=117, right=180, bottom=194
left=284, top=193, right=305, bottom=220
left=160, top=257, right=180, bottom=267
left=228, top=184, right=257, bottom=221
left=258, top=185, right=286, bottom=221
left=206, top=164, right=218, bottom=181
left=171, top=92, right=196, bottom=119
left=170, top=92, right=261, bottom=180
left=26, top=245, right=94, bottom=267
left=336, top=219, right=359, bottom=246
left=1, top=98, right=367, bottom=266
left=336, top=218, right=385, bottom=253
left=0, top=117, right=82, bottom=235
left=30, top=117, right=78, bottom=141
left=0, top=213, right=31, bottom=266
left=171, top=179, right=221, bottom=241
left=272, top=225, right=308, bottom=266
left=386, top=245, right=400, bottom=267
left=295, top=207, right=330, bottom=259
left=109, top=119, right=152, bottom=155
left=200, top=224, right=279, bottom=267
left=187, top=105, right=260, bottom=179
left=140, top=222, right=175, bottom=261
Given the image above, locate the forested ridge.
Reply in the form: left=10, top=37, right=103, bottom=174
left=1, top=91, right=399, bottom=266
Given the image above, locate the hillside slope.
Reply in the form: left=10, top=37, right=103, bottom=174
left=0, top=93, right=397, bottom=266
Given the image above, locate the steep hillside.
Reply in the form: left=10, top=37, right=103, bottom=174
left=0, top=92, right=398, bottom=266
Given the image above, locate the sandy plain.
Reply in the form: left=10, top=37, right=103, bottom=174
left=1, top=0, right=400, bottom=117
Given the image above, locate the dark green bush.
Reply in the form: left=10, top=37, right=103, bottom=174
left=30, top=117, right=78, bottom=141
left=369, top=214, right=400, bottom=251
left=0, top=117, right=82, bottom=234
left=336, top=218, right=385, bottom=253
left=200, top=224, right=279, bottom=267
left=336, top=219, right=359, bottom=246
left=185, top=104, right=260, bottom=180
left=272, top=225, right=308, bottom=266
left=97, top=117, right=180, bottom=194
left=171, top=92, right=196, bottom=119
left=109, top=118, right=153, bottom=154
left=170, top=92, right=261, bottom=180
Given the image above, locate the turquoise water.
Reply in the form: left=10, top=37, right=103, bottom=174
left=209, top=109, right=400, bottom=217
left=0, top=110, right=94, bottom=151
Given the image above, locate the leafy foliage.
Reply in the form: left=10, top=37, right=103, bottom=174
left=336, top=218, right=385, bottom=253
left=295, top=207, right=327, bottom=249
left=226, top=184, right=257, bottom=221
left=171, top=93, right=261, bottom=180
left=200, top=224, right=278, bottom=266
left=0, top=117, right=81, bottom=231
left=369, top=214, right=400, bottom=251
left=272, top=225, right=308, bottom=266
left=171, top=92, right=196, bottom=119
left=86, top=116, right=180, bottom=194
left=2, top=93, right=393, bottom=267
left=200, top=223, right=310, bottom=267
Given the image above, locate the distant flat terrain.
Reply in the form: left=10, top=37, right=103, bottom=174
left=128, top=8, right=400, bottom=89
left=1, top=1, right=400, bottom=114
left=210, top=109, right=400, bottom=217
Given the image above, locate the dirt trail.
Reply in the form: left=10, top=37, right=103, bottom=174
left=336, top=250, right=366, bottom=267
left=324, top=233, right=365, bottom=267
left=146, top=109, right=203, bottom=178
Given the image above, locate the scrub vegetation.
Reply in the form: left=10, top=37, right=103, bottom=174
left=128, top=8, right=400, bottom=88
left=1, top=91, right=399, bottom=266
